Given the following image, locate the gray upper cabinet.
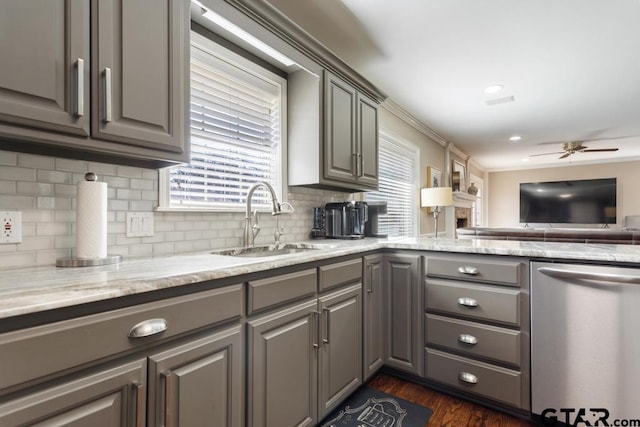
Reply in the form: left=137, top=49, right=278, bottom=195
left=0, top=0, right=189, bottom=167
left=288, top=69, right=379, bottom=192
left=384, top=253, right=423, bottom=376
left=363, top=254, right=384, bottom=380
left=324, top=71, right=379, bottom=190
left=0, top=0, right=90, bottom=136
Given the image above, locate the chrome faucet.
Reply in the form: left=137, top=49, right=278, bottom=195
left=244, top=181, right=288, bottom=248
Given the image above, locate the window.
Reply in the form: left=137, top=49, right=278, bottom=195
left=366, top=132, right=419, bottom=237
left=161, top=31, right=286, bottom=211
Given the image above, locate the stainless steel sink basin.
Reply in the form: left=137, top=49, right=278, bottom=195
left=211, top=243, right=323, bottom=258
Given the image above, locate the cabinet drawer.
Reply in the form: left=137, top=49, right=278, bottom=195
left=426, top=256, right=523, bottom=287
left=247, top=268, right=316, bottom=315
left=425, top=314, right=521, bottom=366
left=426, top=348, right=522, bottom=408
left=426, top=280, right=521, bottom=326
left=318, top=258, right=362, bottom=292
left=0, top=284, right=243, bottom=392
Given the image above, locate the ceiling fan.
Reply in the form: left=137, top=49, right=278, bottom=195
left=530, top=141, right=619, bottom=159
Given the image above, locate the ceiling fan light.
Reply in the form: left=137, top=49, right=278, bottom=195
left=484, top=84, right=504, bottom=94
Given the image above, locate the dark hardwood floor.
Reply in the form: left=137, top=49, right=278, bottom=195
left=366, top=373, right=535, bottom=426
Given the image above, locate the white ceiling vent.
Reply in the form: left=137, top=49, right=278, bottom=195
left=485, top=96, right=515, bottom=106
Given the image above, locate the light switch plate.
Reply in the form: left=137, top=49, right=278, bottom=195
left=0, top=211, right=22, bottom=244
left=126, top=212, right=154, bottom=237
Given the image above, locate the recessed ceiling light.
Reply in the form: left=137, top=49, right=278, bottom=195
left=509, top=135, right=522, bottom=142
left=484, top=84, right=504, bottom=94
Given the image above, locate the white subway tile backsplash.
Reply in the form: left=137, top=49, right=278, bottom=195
left=0, top=149, right=349, bottom=269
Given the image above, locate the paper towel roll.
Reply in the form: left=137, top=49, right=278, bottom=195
left=76, top=174, right=108, bottom=259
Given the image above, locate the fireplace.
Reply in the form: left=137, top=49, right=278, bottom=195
left=456, top=207, right=471, bottom=228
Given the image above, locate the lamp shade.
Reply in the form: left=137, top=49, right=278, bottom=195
left=421, top=187, right=453, bottom=208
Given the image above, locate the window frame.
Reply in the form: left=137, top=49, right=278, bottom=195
left=158, top=30, right=288, bottom=213
left=365, top=130, right=419, bottom=237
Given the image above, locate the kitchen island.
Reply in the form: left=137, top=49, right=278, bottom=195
left=1, top=237, right=639, bottom=426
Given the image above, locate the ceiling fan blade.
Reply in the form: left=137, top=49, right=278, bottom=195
left=559, top=152, right=572, bottom=159
left=529, top=151, right=565, bottom=157
left=583, top=135, right=636, bottom=143
left=582, top=148, right=619, bottom=153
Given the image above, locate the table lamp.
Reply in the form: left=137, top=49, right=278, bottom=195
left=421, top=187, right=453, bottom=238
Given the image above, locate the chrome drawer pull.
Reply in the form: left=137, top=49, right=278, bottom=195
left=459, top=372, right=478, bottom=384
left=458, top=334, right=478, bottom=345
left=457, top=297, right=478, bottom=308
left=458, top=266, right=479, bottom=275
left=128, top=318, right=168, bottom=338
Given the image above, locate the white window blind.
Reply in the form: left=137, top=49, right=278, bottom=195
left=366, top=134, right=418, bottom=237
left=167, top=31, right=285, bottom=210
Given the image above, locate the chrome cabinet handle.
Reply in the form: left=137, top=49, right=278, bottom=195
left=133, top=382, right=145, bottom=427
left=457, top=297, right=478, bottom=308
left=458, top=266, right=479, bottom=275
left=458, top=372, right=478, bottom=384
left=352, top=153, right=358, bottom=176
left=312, top=311, right=320, bottom=349
left=128, top=318, right=168, bottom=338
left=458, top=334, right=478, bottom=345
left=537, top=266, right=640, bottom=285
left=322, top=307, right=330, bottom=344
left=103, top=67, right=112, bottom=123
left=367, top=264, right=374, bottom=293
left=357, top=153, right=363, bottom=176
left=75, top=58, right=84, bottom=117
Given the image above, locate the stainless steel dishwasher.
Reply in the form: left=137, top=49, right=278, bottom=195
left=531, top=261, right=640, bottom=424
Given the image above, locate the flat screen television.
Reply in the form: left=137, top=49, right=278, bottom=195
left=520, top=178, right=617, bottom=224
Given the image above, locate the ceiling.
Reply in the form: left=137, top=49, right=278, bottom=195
left=265, top=0, right=640, bottom=171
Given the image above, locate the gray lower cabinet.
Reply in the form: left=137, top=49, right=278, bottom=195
left=0, top=0, right=189, bottom=166
left=247, top=299, right=319, bottom=427
left=318, top=283, right=363, bottom=419
left=363, top=254, right=384, bottom=380
left=147, top=325, right=244, bottom=427
left=247, top=263, right=363, bottom=427
left=0, top=358, right=147, bottom=426
left=383, top=253, right=423, bottom=376
left=423, top=252, right=530, bottom=411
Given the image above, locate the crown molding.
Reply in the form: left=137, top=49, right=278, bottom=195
left=381, top=99, right=449, bottom=147
left=221, top=0, right=387, bottom=103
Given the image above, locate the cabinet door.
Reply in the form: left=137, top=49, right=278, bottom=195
left=363, top=254, right=384, bottom=380
left=92, top=0, right=188, bottom=157
left=318, top=283, right=363, bottom=419
left=324, top=71, right=357, bottom=184
left=0, top=0, right=90, bottom=136
left=0, top=358, right=146, bottom=426
left=384, top=253, right=423, bottom=376
left=147, top=325, right=244, bottom=427
left=248, top=299, right=318, bottom=427
left=356, top=93, right=379, bottom=188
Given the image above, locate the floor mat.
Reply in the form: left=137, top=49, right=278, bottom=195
left=320, top=385, right=433, bottom=427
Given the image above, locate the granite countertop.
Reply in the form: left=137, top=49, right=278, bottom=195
left=2, top=237, right=640, bottom=320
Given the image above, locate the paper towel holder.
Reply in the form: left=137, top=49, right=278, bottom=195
left=57, top=172, right=122, bottom=268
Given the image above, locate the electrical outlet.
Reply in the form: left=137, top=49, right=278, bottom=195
left=0, top=211, right=22, bottom=244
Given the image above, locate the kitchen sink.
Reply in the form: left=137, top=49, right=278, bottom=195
left=211, top=243, right=326, bottom=258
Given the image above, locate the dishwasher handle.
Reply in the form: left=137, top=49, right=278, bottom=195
left=537, top=266, right=640, bottom=285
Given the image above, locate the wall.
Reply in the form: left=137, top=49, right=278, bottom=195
left=0, top=149, right=348, bottom=270
left=488, top=160, right=640, bottom=228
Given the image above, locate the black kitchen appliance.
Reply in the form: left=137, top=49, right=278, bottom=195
left=365, top=201, right=387, bottom=237
left=310, top=206, right=325, bottom=238
left=324, top=201, right=368, bottom=239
